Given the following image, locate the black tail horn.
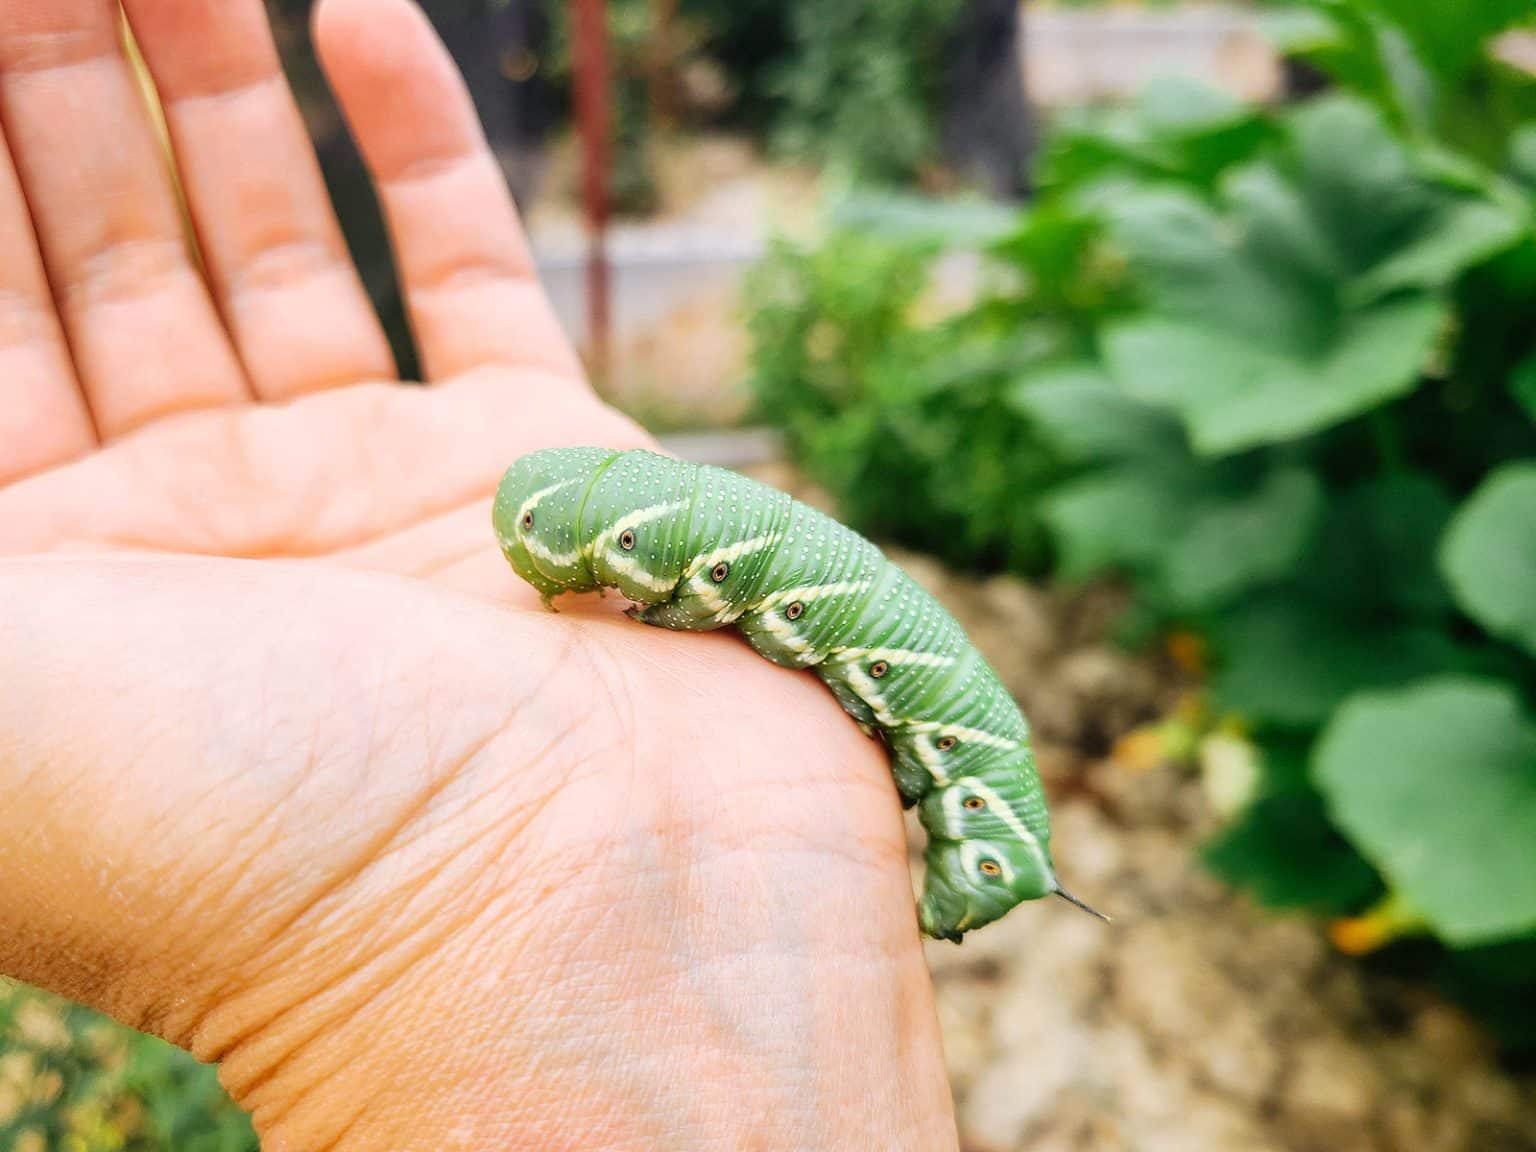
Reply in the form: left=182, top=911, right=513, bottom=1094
left=1055, top=885, right=1112, bottom=923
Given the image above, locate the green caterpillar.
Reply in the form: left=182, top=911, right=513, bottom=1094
left=493, top=447, right=1105, bottom=940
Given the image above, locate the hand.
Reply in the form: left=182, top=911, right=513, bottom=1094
left=0, top=1, right=957, bottom=1149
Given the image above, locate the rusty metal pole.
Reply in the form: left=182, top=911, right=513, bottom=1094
left=572, top=0, right=612, bottom=385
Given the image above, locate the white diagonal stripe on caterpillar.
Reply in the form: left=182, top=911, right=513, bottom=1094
left=603, top=551, right=679, bottom=594
left=590, top=499, right=694, bottom=593
left=752, top=608, right=816, bottom=660
left=690, top=579, right=737, bottom=622
left=593, top=498, right=692, bottom=546
left=840, top=661, right=901, bottom=729
left=684, top=531, right=784, bottom=578
left=523, top=536, right=584, bottom=569
left=907, top=730, right=951, bottom=782
left=681, top=532, right=785, bottom=623
left=902, top=720, right=1021, bottom=751
left=942, top=777, right=1043, bottom=850
left=843, top=662, right=953, bottom=784
left=827, top=646, right=957, bottom=670
left=517, top=476, right=586, bottom=523
left=754, top=578, right=874, bottom=611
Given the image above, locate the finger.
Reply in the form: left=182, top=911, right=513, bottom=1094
left=0, top=124, right=95, bottom=484
left=121, top=0, right=395, bottom=398
left=0, top=1, right=248, bottom=438
left=314, top=0, right=583, bottom=384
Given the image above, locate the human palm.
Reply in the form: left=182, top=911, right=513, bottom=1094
left=0, top=1, right=954, bottom=1149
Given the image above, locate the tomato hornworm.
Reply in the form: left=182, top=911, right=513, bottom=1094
left=494, top=447, right=1106, bottom=940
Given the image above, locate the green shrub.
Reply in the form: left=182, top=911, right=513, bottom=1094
left=0, top=980, right=255, bottom=1151
left=746, top=1, right=1536, bottom=1045
left=744, top=196, right=1130, bottom=572
left=772, top=0, right=961, bottom=183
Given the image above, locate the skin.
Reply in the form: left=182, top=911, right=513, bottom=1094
left=494, top=448, right=1065, bottom=941
left=0, top=2, right=958, bottom=1149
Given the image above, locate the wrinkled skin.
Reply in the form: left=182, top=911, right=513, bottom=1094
left=0, top=1, right=958, bottom=1149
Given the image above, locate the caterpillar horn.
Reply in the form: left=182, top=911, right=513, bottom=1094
left=1054, top=885, right=1111, bottom=923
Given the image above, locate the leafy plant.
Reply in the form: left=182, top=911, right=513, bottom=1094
left=747, top=0, right=1536, bottom=1044
left=0, top=980, right=255, bottom=1151
left=547, top=0, right=968, bottom=199
left=772, top=0, right=961, bottom=183
left=745, top=225, right=1073, bottom=571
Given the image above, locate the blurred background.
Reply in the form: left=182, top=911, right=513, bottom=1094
left=4, top=0, right=1536, bottom=1148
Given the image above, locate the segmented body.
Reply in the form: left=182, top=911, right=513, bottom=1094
left=494, top=446, right=1085, bottom=940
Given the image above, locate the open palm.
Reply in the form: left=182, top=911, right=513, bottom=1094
left=0, top=1, right=954, bottom=1149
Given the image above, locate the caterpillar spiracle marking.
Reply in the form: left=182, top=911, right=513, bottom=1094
left=493, top=447, right=1107, bottom=940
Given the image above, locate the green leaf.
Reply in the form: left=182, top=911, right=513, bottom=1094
left=1007, top=361, right=1184, bottom=461
left=1511, top=351, right=1536, bottom=423
left=1440, top=463, right=1536, bottom=655
left=1301, top=472, right=1457, bottom=618
left=1352, top=195, right=1533, bottom=302
left=1106, top=182, right=1335, bottom=344
left=1314, top=677, right=1536, bottom=945
left=1363, top=0, right=1536, bottom=81
left=1042, top=76, right=1274, bottom=196
left=1209, top=597, right=1459, bottom=727
left=1267, top=2, right=1425, bottom=132
left=1204, top=787, right=1380, bottom=912
left=1136, top=74, right=1249, bottom=131
left=1512, top=123, right=1536, bottom=188
left=1100, top=98, right=1526, bottom=456
left=1040, top=459, right=1211, bottom=582
left=1161, top=468, right=1324, bottom=611
left=1039, top=448, right=1323, bottom=609
left=829, top=190, right=1020, bottom=248
left=1103, top=297, right=1445, bottom=455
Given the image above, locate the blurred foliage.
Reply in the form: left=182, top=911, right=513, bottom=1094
left=747, top=1, right=1536, bottom=1045
left=553, top=0, right=963, bottom=189
left=0, top=980, right=255, bottom=1152
left=772, top=0, right=962, bottom=183
left=746, top=225, right=1076, bottom=570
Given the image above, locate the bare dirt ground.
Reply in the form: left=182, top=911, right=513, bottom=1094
left=744, top=460, right=1536, bottom=1152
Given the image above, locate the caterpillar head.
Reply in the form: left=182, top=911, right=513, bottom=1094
left=493, top=447, right=619, bottom=600
left=918, top=835, right=1057, bottom=942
